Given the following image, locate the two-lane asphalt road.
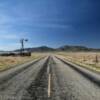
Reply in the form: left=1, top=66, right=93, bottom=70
left=0, top=55, right=100, bottom=100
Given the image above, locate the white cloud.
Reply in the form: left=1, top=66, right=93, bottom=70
left=0, top=43, right=20, bottom=50
left=40, top=23, right=71, bottom=28
left=0, top=42, right=31, bottom=51
left=0, top=34, right=19, bottom=39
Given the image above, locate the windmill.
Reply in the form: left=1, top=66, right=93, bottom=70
left=20, top=38, right=28, bottom=55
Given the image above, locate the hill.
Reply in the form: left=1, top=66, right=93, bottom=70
left=15, top=46, right=55, bottom=52
left=15, top=45, right=100, bottom=52
left=57, top=45, right=90, bottom=51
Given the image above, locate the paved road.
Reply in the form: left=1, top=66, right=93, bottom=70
left=0, top=55, right=100, bottom=100
left=51, top=56, right=100, bottom=100
left=0, top=56, right=49, bottom=100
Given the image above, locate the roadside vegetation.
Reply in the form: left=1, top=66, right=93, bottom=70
left=0, top=53, right=43, bottom=72
left=57, top=52, right=100, bottom=73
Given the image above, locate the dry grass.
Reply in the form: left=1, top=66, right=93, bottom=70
left=0, top=53, right=43, bottom=72
left=57, top=52, right=100, bottom=72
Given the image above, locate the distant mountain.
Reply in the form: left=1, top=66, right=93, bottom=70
left=0, top=51, right=7, bottom=54
left=15, top=46, right=55, bottom=52
left=14, top=45, right=100, bottom=52
left=28, top=46, right=55, bottom=52
left=57, top=45, right=90, bottom=51
left=57, top=45, right=100, bottom=52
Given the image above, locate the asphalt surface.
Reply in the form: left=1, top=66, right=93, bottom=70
left=0, top=55, right=100, bottom=100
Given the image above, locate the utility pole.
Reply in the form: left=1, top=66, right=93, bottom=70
left=20, top=38, right=28, bottom=55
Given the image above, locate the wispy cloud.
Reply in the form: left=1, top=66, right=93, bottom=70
left=33, top=23, right=71, bottom=29
left=0, top=34, right=19, bottom=39
left=0, top=0, right=98, bottom=50
left=0, top=43, right=20, bottom=51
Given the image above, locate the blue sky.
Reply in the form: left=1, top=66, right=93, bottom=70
left=0, top=0, right=100, bottom=50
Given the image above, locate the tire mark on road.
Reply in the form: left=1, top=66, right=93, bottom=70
left=22, top=57, right=50, bottom=100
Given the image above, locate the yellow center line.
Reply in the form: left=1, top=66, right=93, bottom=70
left=48, top=73, right=51, bottom=98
